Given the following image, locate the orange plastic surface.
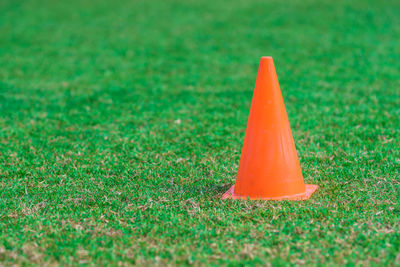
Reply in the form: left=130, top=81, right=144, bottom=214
left=223, top=57, right=317, bottom=200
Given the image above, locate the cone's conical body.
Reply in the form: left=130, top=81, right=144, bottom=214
left=223, top=57, right=317, bottom=200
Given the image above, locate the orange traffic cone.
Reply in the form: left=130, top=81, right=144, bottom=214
left=223, top=57, right=318, bottom=200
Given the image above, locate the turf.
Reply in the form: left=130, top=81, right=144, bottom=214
left=0, top=0, right=399, bottom=265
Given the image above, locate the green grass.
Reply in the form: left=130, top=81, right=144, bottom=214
left=1, top=0, right=399, bottom=265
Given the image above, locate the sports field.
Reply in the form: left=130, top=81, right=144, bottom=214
left=1, top=0, right=399, bottom=265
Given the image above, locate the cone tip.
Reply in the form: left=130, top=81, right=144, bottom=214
left=260, top=56, right=273, bottom=61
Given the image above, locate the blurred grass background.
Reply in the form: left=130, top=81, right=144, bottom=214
left=0, top=0, right=399, bottom=265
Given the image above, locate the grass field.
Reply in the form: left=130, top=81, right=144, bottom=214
left=1, top=0, right=399, bottom=265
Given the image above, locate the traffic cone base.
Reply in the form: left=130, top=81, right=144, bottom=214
left=222, top=184, right=318, bottom=201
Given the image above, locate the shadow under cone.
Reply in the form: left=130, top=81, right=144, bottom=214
left=223, top=57, right=317, bottom=200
